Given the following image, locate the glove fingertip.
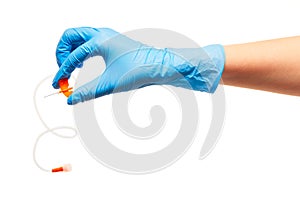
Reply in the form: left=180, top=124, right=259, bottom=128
left=67, top=93, right=81, bottom=105
left=67, top=95, right=73, bottom=105
left=52, top=81, right=60, bottom=89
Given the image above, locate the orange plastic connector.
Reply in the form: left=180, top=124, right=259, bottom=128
left=58, top=79, right=73, bottom=97
left=52, top=164, right=72, bottom=173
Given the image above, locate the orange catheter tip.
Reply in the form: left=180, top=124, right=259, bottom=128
left=58, top=79, right=73, bottom=97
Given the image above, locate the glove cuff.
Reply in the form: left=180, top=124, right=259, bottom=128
left=167, top=45, right=225, bottom=93
left=203, top=44, right=225, bottom=93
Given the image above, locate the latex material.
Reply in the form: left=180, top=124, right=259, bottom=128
left=52, top=27, right=225, bottom=105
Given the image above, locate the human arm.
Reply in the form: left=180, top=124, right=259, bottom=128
left=52, top=27, right=300, bottom=105
left=222, top=36, right=300, bottom=96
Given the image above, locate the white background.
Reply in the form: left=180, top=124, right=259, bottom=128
left=1, top=0, right=300, bottom=199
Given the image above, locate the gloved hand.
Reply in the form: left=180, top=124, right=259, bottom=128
left=53, top=27, right=225, bottom=105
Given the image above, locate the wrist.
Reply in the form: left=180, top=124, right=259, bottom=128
left=166, top=45, right=225, bottom=93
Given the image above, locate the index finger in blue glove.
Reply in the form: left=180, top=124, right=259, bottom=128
left=52, top=41, right=94, bottom=89
left=56, top=27, right=99, bottom=67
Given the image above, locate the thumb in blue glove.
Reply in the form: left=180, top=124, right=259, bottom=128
left=53, top=27, right=225, bottom=105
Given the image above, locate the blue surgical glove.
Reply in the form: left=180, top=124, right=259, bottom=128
left=53, top=27, right=225, bottom=105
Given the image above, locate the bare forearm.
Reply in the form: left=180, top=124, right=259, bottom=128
left=222, top=36, right=300, bottom=96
